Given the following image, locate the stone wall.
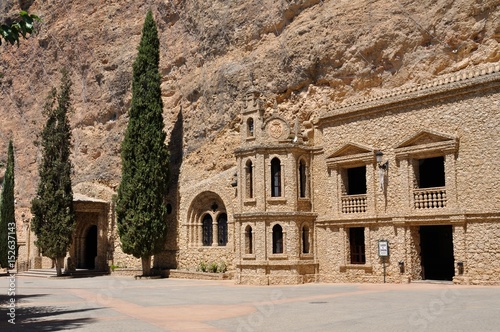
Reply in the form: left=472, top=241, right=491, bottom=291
left=175, top=167, right=238, bottom=271
left=311, top=64, right=500, bottom=285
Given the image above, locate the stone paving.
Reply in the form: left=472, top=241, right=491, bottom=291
left=1, top=274, right=500, bottom=331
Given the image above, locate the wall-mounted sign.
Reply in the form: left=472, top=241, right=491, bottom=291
left=378, top=240, right=389, bottom=257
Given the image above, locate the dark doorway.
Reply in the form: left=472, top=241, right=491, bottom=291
left=419, top=225, right=454, bottom=280
left=84, top=225, right=98, bottom=269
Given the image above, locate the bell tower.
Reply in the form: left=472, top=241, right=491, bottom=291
left=240, top=87, right=264, bottom=144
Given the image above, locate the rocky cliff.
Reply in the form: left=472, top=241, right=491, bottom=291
left=0, top=0, right=498, bottom=215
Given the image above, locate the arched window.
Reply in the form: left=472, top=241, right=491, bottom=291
left=202, top=214, right=213, bottom=246
left=245, top=225, right=253, bottom=254
left=299, top=159, right=308, bottom=198
left=247, top=118, right=254, bottom=137
left=217, top=213, right=228, bottom=246
left=245, top=160, right=253, bottom=199
left=272, top=224, right=283, bottom=254
left=271, top=157, right=282, bottom=197
left=302, top=225, right=310, bottom=254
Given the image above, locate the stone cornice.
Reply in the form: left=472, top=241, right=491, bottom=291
left=317, top=62, right=500, bottom=126
left=315, top=211, right=500, bottom=226
left=234, top=211, right=318, bottom=221
left=235, top=144, right=322, bottom=156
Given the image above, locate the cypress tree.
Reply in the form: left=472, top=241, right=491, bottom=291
left=0, top=140, right=16, bottom=269
left=31, top=69, right=75, bottom=276
left=116, top=10, right=169, bottom=276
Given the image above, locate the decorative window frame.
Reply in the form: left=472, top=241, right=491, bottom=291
left=267, top=155, right=286, bottom=202
left=217, top=213, right=228, bottom=246
left=269, top=223, right=287, bottom=258
left=339, top=226, right=373, bottom=272
left=297, top=156, right=310, bottom=199
left=242, top=224, right=255, bottom=259
left=300, top=222, right=313, bottom=257
left=326, top=143, right=376, bottom=215
left=189, top=209, right=229, bottom=248
left=244, top=158, right=255, bottom=201
left=394, top=130, right=459, bottom=211
left=246, top=117, right=255, bottom=141
left=201, top=213, right=213, bottom=246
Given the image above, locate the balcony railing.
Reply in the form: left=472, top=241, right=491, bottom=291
left=413, top=187, right=446, bottom=209
left=341, top=194, right=367, bottom=213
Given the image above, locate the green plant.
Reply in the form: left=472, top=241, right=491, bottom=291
left=116, top=10, right=169, bottom=277
left=209, top=262, right=218, bottom=273
left=197, top=261, right=207, bottom=272
left=31, top=69, right=75, bottom=277
left=196, top=261, right=228, bottom=273
left=217, top=261, right=227, bottom=273
left=0, top=11, right=40, bottom=46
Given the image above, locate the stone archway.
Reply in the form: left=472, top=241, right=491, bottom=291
left=70, top=194, right=110, bottom=272
left=186, top=191, right=228, bottom=247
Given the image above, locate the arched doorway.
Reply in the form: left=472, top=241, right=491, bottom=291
left=84, top=225, right=98, bottom=269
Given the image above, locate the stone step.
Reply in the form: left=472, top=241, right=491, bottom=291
left=18, top=269, right=57, bottom=278
left=18, top=269, right=109, bottom=278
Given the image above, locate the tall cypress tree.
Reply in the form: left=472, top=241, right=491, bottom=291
left=0, top=140, right=16, bottom=269
left=31, top=69, right=75, bottom=276
left=116, top=10, right=169, bottom=276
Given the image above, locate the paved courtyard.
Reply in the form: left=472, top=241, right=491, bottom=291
left=1, top=274, right=500, bottom=331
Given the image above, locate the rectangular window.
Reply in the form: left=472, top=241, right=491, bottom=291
left=349, top=227, right=366, bottom=264
left=271, top=158, right=282, bottom=197
left=417, top=156, right=445, bottom=188
left=347, top=166, right=366, bottom=195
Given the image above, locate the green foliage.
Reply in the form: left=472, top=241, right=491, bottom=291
left=196, top=261, right=227, bottom=273
left=197, top=261, right=208, bottom=272
left=116, top=11, right=169, bottom=271
left=0, top=11, right=40, bottom=46
left=217, top=260, right=227, bottom=273
left=0, top=140, right=16, bottom=268
left=209, top=262, right=218, bottom=273
left=31, top=69, right=75, bottom=268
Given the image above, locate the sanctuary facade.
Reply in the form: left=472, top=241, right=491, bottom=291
left=18, top=62, right=500, bottom=285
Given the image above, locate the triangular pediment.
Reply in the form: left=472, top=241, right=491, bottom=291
left=328, top=143, right=373, bottom=159
left=395, top=130, right=458, bottom=158
left=396, top=130, right=455, bottom=149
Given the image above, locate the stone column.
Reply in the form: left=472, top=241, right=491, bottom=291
left=212, top=219, right=218, bottom=246
left=445, top=154, right=458, bottom=210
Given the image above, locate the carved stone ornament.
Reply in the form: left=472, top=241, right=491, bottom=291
left=268, top=120, right=284, bottom=139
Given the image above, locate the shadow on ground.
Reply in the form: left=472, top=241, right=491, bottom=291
left=0, top=293, right=99, bottom=331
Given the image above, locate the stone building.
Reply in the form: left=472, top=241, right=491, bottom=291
left=171, top=62, right=500, bottom=285
left=17, top=62, right=500, bottom=285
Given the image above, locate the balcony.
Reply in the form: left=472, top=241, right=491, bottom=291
left=413, top=187, right=446, bottom=209
left=341, top=194, right=367, bottom=213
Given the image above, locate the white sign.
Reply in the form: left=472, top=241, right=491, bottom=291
left=378, top=240, right=389, bottom=257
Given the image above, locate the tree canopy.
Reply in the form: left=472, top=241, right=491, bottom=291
left=116, top=10, right=170, bottom=276
left=0, top=140, right=16, bottom=269
left=0, top=11, right=40, bottom=46
left=31, top=69, right=75, bottom=276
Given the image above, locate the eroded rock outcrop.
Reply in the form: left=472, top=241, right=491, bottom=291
left=0, top=0, right=498, bottom=217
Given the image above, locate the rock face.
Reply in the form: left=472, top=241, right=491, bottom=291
left=0, top=0, right=499, bottom=217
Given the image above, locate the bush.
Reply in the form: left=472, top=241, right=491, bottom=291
left=196, top=260, right=227, bottom=273
left=209, top=262, right=218, bottom=273
left=197, top=261, right=207, bottom=272
left=217, top=261, right=227, bottom=273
